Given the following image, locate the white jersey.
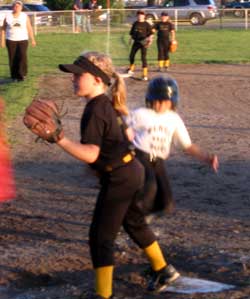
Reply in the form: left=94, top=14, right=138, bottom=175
left=126, top=107, right=192, bottom=160
left=5, top=12, right=28, bottom=41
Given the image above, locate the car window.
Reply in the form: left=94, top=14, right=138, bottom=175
left=164, top=0, right=190, bottom=6
left=25, top=4, right=50, bottom=11
left=194, top=0, right=212, bottom=4
left=174, top=0, right=190, bottom=6
left=22, top=6, right=32, bottom=12
left=0, top=6, right=12, bottom=10
left=164, top=0, right=174, bottom=7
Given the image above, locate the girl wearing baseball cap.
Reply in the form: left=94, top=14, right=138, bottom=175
left=57, top=52, right=180, bottom=298
left=153, top=11, right=176, bottom=71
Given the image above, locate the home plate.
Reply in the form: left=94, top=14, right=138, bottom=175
left=161, top=276, right=235, bottom=294
left=119, top=73, right=131, bottom=78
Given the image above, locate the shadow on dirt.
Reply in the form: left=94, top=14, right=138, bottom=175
left=13, top=157, right=250, bottom=222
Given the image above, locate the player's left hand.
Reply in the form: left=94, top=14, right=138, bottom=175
left=145, top=35, right=153, bottom=48
left=23, top=99, right=64, bottom=143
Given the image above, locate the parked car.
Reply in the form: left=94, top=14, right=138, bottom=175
left=224, top=0, right=250, bottom=17
left=0, top=3, right=56, bottom=26
left=124, top=0, right=148, bottom=7
left=143, top=0, right=219, bottom=25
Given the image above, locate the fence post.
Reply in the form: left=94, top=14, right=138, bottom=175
left=33, top=12, right=37, bottom=36
left=174, top=9, right=178, bottom=31
left=106, top=9, right=110, bottom=55
left=72, top=11, right=75, bottom=33
left=219, top=8, right=223, bottom=29
left=245, top=9, right=248, bottom=30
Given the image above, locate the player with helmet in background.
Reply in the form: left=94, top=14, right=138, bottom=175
left=127, top=10, right=154, bottom=81
left=126, top=75, right=219, bottom=225
left=153, top=12, right=176, bottom=72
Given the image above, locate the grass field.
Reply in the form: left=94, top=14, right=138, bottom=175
left=0, top=29, right=250, bottom=119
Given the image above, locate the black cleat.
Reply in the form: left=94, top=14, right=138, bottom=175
left=147, top=264, right=180, bottom=292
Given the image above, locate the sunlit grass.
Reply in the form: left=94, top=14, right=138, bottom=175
left=0, top=29, right=249, bottom=120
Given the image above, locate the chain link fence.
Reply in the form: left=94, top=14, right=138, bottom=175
left=29, top=8, right=250, bottom=35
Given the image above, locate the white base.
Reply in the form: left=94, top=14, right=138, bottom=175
left=118, top=73, right=132, bottom=78
left=161, top=276, right=235, bottom=294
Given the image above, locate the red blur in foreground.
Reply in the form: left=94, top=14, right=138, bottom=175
left=0, top=99, right=16, bottom=203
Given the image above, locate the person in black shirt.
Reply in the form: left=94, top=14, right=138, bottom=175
left=154, top=12, right=176, bottom=71
left=58, top=51, right=180, bottom=299
left=127, top=10, right=154, bottom=81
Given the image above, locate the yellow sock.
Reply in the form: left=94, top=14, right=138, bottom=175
left=159, top=60, right=164, bottom=68
left=130, top=64, right=135, bottom=71
left=164, top=59, right=170, bottom=68
left=143, top=67, right=148, bottom=77
left=144, top=241, right=167, bottom=271
left=95, top=265, right=114, bottom=298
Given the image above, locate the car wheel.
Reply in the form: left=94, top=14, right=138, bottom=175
left=234, top=8, right=244, bottom=18
left=190, top=13, right=204, bottom=25
left=145, top=14, right=155, bottom=25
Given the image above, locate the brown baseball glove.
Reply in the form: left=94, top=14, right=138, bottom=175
left=169, top=40, right=178, bottom=53
left=23, top=100, right=64, bottom=143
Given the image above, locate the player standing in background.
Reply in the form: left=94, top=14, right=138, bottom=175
left=153, top=12, right=176, bottom=72
left=127, top=10, right=154, bottom=81
left=126, top=75, right=219, bottom=223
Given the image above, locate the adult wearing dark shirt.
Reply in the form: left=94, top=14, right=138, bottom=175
left=58, top=51, right=180, bottom=299
left=127, top=10, right=153, bottom=81
left=154, top=12, right=176, bottom=71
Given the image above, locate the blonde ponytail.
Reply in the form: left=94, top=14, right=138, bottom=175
left=82, top=51, right=129, bottom=115
left=111, top=72, right=128, bottom=116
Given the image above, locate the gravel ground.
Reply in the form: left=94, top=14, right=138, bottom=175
left=1, top=64, right=250, bottom=299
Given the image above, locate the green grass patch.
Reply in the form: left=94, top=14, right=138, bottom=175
left=172, top=29, right=250, bottom=64
left=0, top=29, right=250, bottom=120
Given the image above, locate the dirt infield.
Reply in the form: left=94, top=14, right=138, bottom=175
left=1, top=64, right=250, bottom=299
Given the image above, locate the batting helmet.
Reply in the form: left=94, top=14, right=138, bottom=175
left=145, top=76, right=179, bottom=108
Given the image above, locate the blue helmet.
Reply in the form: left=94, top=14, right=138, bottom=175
left=145, top=76, right=179, bottom=108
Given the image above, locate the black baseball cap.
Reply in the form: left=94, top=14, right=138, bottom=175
left=59, top=56, right=111, bottom=86
left=161, top=11, right=169, bottom=16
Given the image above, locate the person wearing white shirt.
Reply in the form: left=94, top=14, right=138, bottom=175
left=126, top=75, right=219, bottom=222
left=1, top=0, right=36, bottom=81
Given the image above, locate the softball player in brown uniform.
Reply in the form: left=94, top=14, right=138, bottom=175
left=127, top=10, right=154, bottom=81
left=58, top=52, right=180, bottom=299
left=154, top=12, right=176, bottom=71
